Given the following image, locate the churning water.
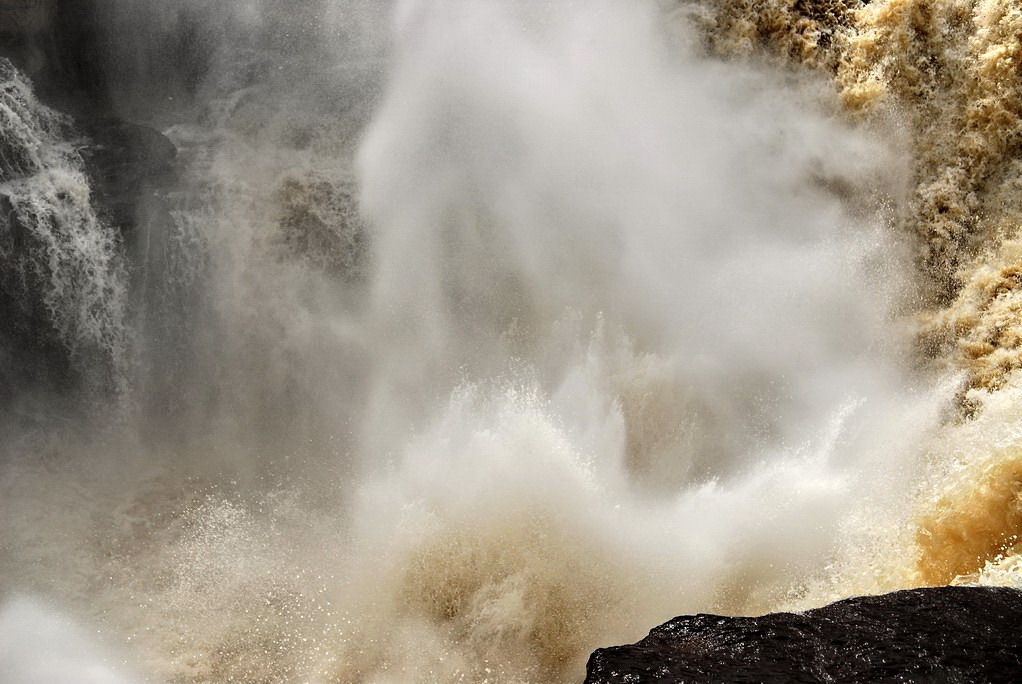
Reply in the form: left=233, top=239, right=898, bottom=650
left=2, top=0, right=1021, bottom=681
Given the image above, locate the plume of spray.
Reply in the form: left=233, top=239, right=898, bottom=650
left=0, top=0, right=957, bottom=682
left=331, top=0, right=948, bottom=679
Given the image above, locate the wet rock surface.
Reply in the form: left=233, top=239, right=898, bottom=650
left=585, top=586, right=1022, bottom=683
left=80, top=117, right=177, bottom=232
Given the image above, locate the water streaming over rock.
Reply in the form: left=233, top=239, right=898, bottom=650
left=0, top=58, right=127, bottom=404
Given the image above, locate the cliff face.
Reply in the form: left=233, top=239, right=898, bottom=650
left=585, top=586, right=1022, bottom=683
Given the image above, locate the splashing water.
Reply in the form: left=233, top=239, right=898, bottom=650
left=4, top=0, right=1019, bottom=682
left=0, top=60, right=127, bottom=397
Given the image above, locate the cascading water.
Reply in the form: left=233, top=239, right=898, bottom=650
left=1, top=0, right=1020, bottom=682
left=0, top=58, right=127, bottom=404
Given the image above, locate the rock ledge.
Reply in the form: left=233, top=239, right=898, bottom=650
left=585, top=586, right=1022, bottom=683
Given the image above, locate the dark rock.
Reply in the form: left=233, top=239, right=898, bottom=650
left=47, top=0, right=110, bottom=111
left=0, top=0, right=56, bottom=78
left=0, top=0, right=109, bottom=113
left=79, top=117, right=177, bottom=233
left=585, top=586, right=1022, bottom=683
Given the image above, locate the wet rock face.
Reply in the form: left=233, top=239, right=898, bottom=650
left=0, top=0, right=107, bottom=110
left=585, top=587, right=1022, bottom=683
left=80, top=117, right=177, bottom=232
left=0, top=1, right=57, bottom=77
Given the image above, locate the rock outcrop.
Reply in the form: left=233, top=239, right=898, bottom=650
left=80, top=117, right=177, bottom=233
left=585, top=586, right=1022, bottom=683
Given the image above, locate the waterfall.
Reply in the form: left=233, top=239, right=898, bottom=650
left=1, top=1, right=1020, bottom=682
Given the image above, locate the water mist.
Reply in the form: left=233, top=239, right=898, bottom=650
left=0, top=0, right=956, bottom=682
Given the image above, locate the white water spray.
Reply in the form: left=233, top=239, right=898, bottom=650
left=0, top=1, right=957, bottom=682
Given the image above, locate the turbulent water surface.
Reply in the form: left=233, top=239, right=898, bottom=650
left=1, top=0, right=1021, bottom=682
